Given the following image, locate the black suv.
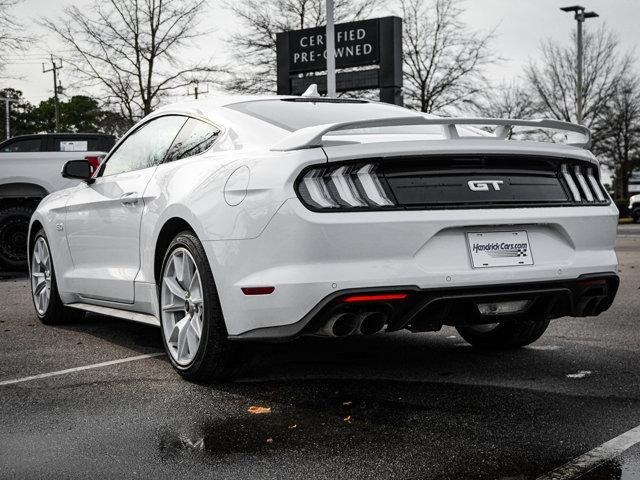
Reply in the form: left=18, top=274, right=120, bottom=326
left=0, top=133, right=115, bottom=153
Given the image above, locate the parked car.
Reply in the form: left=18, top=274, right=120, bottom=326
left=629, top=194, right=640, bottom=222
left=0, top=133, right=114, bottom=270
left=28, top=93, right=619, bottom=381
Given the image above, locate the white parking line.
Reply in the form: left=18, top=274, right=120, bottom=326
left=0, top=352, right=165, bottom=387
left=537, top=424, right=640, bottom=479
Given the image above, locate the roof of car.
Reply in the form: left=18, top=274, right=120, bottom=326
left=4, top=133, right=114, bottom=139
left=154, top=94, right=379, bottom=119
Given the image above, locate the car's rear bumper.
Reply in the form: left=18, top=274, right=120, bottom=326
left=229, top=273, right=619, bottom=340
left=204, top=199, right=619, bottom=338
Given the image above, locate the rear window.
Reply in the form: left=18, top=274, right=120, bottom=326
left=166, top=118, right=220, bottom=162
left=226, top=99, right=444, bottom=135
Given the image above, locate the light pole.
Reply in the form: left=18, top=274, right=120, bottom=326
left=326, top=0, right=336, bottom=98
left=560, top=5, right=599, bottom=125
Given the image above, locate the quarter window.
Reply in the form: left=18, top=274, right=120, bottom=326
left=1, top=138, right=42, bottom=152
left=102, top=115, right=186, bottom=176
left=166, top=118, right=220, bottom=162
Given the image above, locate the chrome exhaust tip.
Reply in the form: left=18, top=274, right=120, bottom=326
left=317, top=312, right=359, bottom=337
left=356, top=311, right=387, bottom=335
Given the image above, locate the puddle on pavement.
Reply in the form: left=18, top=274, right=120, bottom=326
left=155, top=379, right=486, bottom=460
left=157, top=394, right=420, bottom=458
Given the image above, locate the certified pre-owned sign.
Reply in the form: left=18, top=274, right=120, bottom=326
left=287, top=18, right=380, bottom=73
left=276, top=16, right=402, bottom=104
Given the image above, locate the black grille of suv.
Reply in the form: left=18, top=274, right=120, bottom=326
left=294, top=155, right=610, bottom=211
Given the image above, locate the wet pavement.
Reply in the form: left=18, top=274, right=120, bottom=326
left=0, top=235, right=639, bottom=479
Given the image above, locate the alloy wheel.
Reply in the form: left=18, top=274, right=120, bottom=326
left=160, top=247, right=204, bottom=366
left=31, top=237, right=52, bottom=315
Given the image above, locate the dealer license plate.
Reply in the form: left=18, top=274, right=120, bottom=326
left=466, top=231, right=534, bottom=268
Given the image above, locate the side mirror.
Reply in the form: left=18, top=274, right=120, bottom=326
left=62, top=159, right=94, bottom=183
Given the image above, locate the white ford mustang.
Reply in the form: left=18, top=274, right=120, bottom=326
left=28, top=92, right=619, bottom=380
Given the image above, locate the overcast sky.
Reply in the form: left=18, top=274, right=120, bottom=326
left=3, top=0, right=640, bottom=104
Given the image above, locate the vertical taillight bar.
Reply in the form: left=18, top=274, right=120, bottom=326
left=561, top=164, right=581, bottom=202
left=574, top=165, right=594, bottom=202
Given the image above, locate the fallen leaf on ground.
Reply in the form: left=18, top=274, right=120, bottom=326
left=343, top=415, right=352, bottom=423
left=248, top=406, right=272, bottom=414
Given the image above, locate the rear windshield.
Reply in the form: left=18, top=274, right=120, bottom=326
left=226, top=99, right=445, bottom=134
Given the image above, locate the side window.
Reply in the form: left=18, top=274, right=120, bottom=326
left=102, top=116, right=186, bottom=176
left=165, top=118, right=220, bottom=162
left=1, top=138, right=42, bottom=152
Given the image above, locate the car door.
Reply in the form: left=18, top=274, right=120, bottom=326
left=63, top=115, right=187, bottom=303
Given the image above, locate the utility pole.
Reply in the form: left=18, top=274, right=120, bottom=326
left=187, top=81, right=208, bottom=100
left=326, top=0, right=336, bottom=98
left=0, top=96, right=19, bottom=140
left=42, top=55, right=63, bottom=132
left=560, top=5, right=599, bottom=125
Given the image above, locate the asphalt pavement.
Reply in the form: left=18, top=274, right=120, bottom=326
left=1, top=225, right=640, bottom=479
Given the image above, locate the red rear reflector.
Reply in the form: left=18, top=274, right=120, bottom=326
left=342, top=293, right=408, bottom=303
left=242, top=287, right=275, bottom=295
left=577, top=279, right=607, bottom=286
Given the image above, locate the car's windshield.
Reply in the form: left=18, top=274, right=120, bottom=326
left=225, top=98, right=446, bottom=135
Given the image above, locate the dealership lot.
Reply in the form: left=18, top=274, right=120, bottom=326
left=1, top=225, right=639, bottom=479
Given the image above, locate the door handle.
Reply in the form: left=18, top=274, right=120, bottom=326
left=120, top=192, right=139, bottom=206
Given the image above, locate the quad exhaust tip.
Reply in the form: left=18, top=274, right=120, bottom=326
left=356, top=311, right=387, bottom=335
left=318, top=312, right=359, bottom=337
left=317, top=311, right=388, bottom=337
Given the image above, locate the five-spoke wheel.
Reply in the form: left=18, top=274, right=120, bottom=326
left=159, top=231, right=242, bottom=380
left=160, top=247, right=204, bottom=366
left=30, top=230, right=84, bottom=325
left=31, top=236, right=52, bottom=315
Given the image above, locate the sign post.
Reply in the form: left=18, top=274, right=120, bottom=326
left=276, top=16, right=403, bottom=105
left=326, top=0, right=336, bottom=98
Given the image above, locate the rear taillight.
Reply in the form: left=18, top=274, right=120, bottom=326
left=296, top=162, right=396, bottom=211
left=85, top=155, right=104, bottom=177
left=560, top=162, right=607, bottom=203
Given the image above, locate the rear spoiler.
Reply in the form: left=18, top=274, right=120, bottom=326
left=270, top=116, right=591, bottom=151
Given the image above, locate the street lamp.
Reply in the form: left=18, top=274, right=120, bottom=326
left=560, top=5, right=599, bottom=125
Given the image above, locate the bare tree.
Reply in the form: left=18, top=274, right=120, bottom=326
left=0, top=0, right=32, bottom=78
left=472, top=82, right=540, bottom=120
left=595, top=77, right=640, bottom=199
left=400, top=0, right=496, bottom=114
left=224, top=0, right=380, bottom=94
left=525, top=25, right=632, bottom=147
left=42, top=0, right=220, bottom=122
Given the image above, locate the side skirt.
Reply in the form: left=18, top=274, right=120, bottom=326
left=66, top=302, right=160, bottom=327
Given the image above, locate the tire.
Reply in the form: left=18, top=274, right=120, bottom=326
left=456, top=315, right=550, bottom=350
left=0, top=205, right=33, bottom=271
left=30, top=229, right=85, bottom=325
left=159, top=230, right=243, bottom=381
left=633, top=211, right=640, bottom=223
